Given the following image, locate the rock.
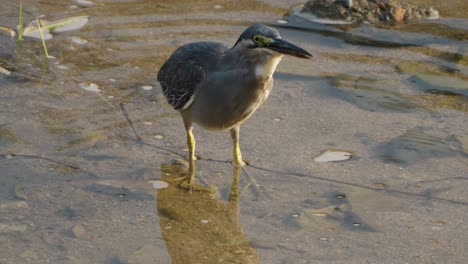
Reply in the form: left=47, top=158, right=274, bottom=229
left=14, top=183, right=28, bottom=200
left=71, top=225, right=86, bottom=238
left=299, top=0, right=440, bottom=23
left=78, top=82, right=101, bottom=92
left=393, top=7, right=406, bottom=22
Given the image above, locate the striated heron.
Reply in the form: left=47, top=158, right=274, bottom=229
left=157, top=24, right=312, bottom=191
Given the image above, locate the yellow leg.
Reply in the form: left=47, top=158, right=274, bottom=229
left=230, top=126, right=246, bottom=166
left=187, top=126, right=196, bottom=174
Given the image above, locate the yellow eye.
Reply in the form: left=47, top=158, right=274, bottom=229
left=253, top=35, right=261, bottom=43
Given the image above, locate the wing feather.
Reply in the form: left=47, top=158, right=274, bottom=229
left=157, top=42, right=228, bottom=110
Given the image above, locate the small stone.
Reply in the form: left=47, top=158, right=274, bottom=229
left=154, top=134, right=164, bottom=140
left=393, top=7, right=406, bottom=22
left=335, top=194, right=346, bottom=199
left=276, top=19, right=288, bottom=24
left=144, top=121, right=152, bottom=125
left=290, top=213, right=300, bottom=218
left=148, top=180, right=169, bottom=190
left=314, top=150, right=352, bottom=162
left=273, top=118, right=281, bottom=121
left=71, top=225, right=86, bottom=238
left=71, top=36, right=88, bottom=45
left=0, top=201, right=28, bottom=210
left=200, top=219, right=209, bottom=224
left=213, top=5, right=223, bottom=9
left=56, top=64, right=68, bottom=70
left=14, top=183, right=27, bottom=200
left=353, top=223, right=361, bottom=227
left=75, top=0, right=94, bottom=7
left=0, top=66, right=11, bottom=75
left=78, top=82, right=100, bottom=92
left=141, top=85, right=153, bottom=91
left=319, top=237, right=328, bottom=241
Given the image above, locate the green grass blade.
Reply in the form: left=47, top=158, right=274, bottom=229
left=18, top=0, right=23, bottom=41
left=37, top=19, right=49, bottom=60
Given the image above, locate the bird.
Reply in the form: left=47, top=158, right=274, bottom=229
left=157, top=24, right=312, bottom=191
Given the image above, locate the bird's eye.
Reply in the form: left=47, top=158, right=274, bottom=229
left=253, top=36, right=261, bottom=43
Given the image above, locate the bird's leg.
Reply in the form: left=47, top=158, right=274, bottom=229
left=230, top=126, right=267, bottom=199
left=170, top=114, right=196, bottom=192
left=230, top=126, right=246, bottom=166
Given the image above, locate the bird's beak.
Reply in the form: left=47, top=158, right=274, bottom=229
left=265, top=38, right=312, bottom=59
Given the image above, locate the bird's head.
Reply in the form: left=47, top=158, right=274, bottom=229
left=234, top=24, right=312, bottom=59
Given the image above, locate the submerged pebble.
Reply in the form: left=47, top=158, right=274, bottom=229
left=75, top=0, right=94, bottom=7
left=154, top=134, right=164, bottom=139
left=78, top=82, right=101, bottom=92
left=148, top=180, right=169, bottom=190
left=141, top=85, right=153, bottom=91
left=71, top=225, right=86, bottom=238
left=314, top=150, right=352, bottom=162
left=0, top=66, right=11, bottom=75
left=71, top=36, right=88, bottom=45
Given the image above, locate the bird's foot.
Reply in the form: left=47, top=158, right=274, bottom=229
left=229, top=159, right=250, bottom=166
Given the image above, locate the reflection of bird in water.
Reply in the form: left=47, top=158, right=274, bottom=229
left=157, top=163, right=259, bottom=264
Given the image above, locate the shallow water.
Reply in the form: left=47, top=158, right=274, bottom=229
left=1, top=0, right=467, bottom=263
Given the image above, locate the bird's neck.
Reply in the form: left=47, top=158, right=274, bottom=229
left=254, top=54, right=283, bottom=80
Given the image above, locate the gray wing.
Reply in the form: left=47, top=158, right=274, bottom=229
left=157, top=42, right=229, bottom=110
